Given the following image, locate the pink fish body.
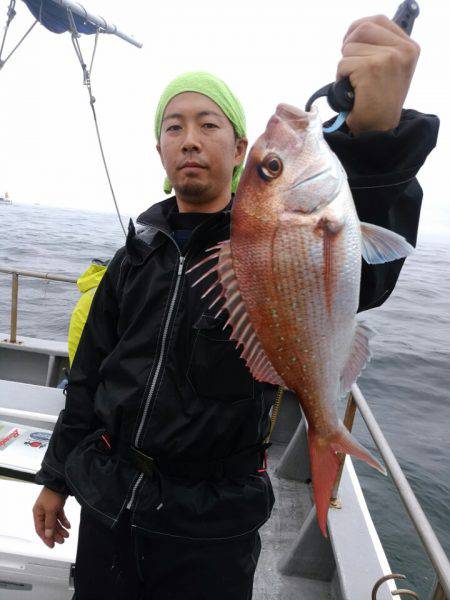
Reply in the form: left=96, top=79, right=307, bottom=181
left=188, top=103, right=413, bottom=536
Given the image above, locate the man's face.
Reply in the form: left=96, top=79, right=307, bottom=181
left=157, top=92, right=247, bottom=204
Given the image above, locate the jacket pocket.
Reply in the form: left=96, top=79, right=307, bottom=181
left=141, top=469, right=274, bottom=540
left=64, top=427, right=136, bottom=520
left=186, top=311, right=255, bottom=403
left=71, top=427, right=112, bottom=455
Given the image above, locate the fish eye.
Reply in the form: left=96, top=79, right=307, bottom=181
left=257, top=153, right=283, bottom=181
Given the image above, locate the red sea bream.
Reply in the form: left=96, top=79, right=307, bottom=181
left=187, top=103, right=413, bottom=536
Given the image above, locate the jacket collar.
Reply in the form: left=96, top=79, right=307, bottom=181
left=135, top=194, right=233, bottom=234
left=136, top=195, right=178, bottom=235
left=126, top=195, right=233, bottom=265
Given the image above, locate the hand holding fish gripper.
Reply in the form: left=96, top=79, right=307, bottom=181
left=306, top=0, right=420, bottom=133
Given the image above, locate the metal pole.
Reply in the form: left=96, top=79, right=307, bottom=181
left=331, top=391, right=357, bottom=503
left=0, top=266, right=76, bottom=283
left=10, top=272, right=18, bottom=343
left=48, top=0, right=143, bottom=47
left=0, top=265, right=77, bottom=344
left=351, top=383, right=450, bottom=598
left=429, top=579, right=446, bottom=600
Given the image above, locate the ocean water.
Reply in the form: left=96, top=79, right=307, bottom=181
left=0, top=202, right=449, bottom=597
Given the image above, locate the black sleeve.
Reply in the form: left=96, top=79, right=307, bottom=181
left=34, top=247, right=127, bottom=495
left=323, top=108, right=440, bottom=312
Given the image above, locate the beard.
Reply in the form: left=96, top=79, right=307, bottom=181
left=175, top=179, right=212, bottom=202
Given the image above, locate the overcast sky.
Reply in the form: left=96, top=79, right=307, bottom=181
left=0, top=0, right=448, bottom=239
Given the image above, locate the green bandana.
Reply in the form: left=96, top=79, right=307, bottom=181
left=154, top=71, right=246, bottom=195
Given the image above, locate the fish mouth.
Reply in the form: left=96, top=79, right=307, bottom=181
left=275, top=103, right=310, bottom=131
left=264, top=103, right=314, bottom=141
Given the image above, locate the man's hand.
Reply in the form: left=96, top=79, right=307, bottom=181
left=33, top=487, right=71, bottom=549
left=337, top=14, right=420, bottom=135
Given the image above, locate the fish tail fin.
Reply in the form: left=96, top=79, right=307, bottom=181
left=308, top=424, right=386, bottom=538
left=308, top=428, right=341, bottom=538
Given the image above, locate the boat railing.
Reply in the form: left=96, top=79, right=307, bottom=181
left=347, top=385, right=449, bottom=599
left=276, top=384, right=450, bottom=600
left=0, top=264, right=449, bottom=599
left=0, top=266, right=77, bottom=344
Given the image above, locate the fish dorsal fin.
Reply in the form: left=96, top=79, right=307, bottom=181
left=187, top=240, right=286, bottom=388
left=339, top=321, right=376, bottom=396
left=360, top=222, right=414, bottom=264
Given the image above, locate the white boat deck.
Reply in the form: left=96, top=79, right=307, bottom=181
left=255, top=442, right=332, bottom=598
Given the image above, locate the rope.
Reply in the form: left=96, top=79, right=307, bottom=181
left=264, top=385, right=285, bottom=444
left=0, top=0, right=16, bottom=62
left=88, top=27, right=99, bottom=78
left=68, top=10, right=127, bottom=237
left=0, top=3, right=125, bottom=236
left=0, top=0, right=38, bottom=70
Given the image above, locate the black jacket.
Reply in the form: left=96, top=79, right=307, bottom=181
left=35, top=108, right=439, bottom=540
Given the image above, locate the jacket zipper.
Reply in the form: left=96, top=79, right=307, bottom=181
left=126, top=251, right=186, bottom=510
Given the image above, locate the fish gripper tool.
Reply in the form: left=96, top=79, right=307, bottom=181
left=306, top=0, right=420, bottom=132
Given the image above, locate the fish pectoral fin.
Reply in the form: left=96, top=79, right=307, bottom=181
left=360, top=222, right=414, bottom=264
left=339, top=321, right=376, bottom=396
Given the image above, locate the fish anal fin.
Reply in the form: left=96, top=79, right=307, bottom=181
left=360, top=222, right=414, bottom=264
left=339, top=321, right=376, bottom=396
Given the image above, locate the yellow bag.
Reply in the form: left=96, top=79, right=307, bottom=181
left=67, top=261, right=108, bottom=366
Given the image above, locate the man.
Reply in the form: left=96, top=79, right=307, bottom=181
left=32, top=15, right=439, bottom=600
